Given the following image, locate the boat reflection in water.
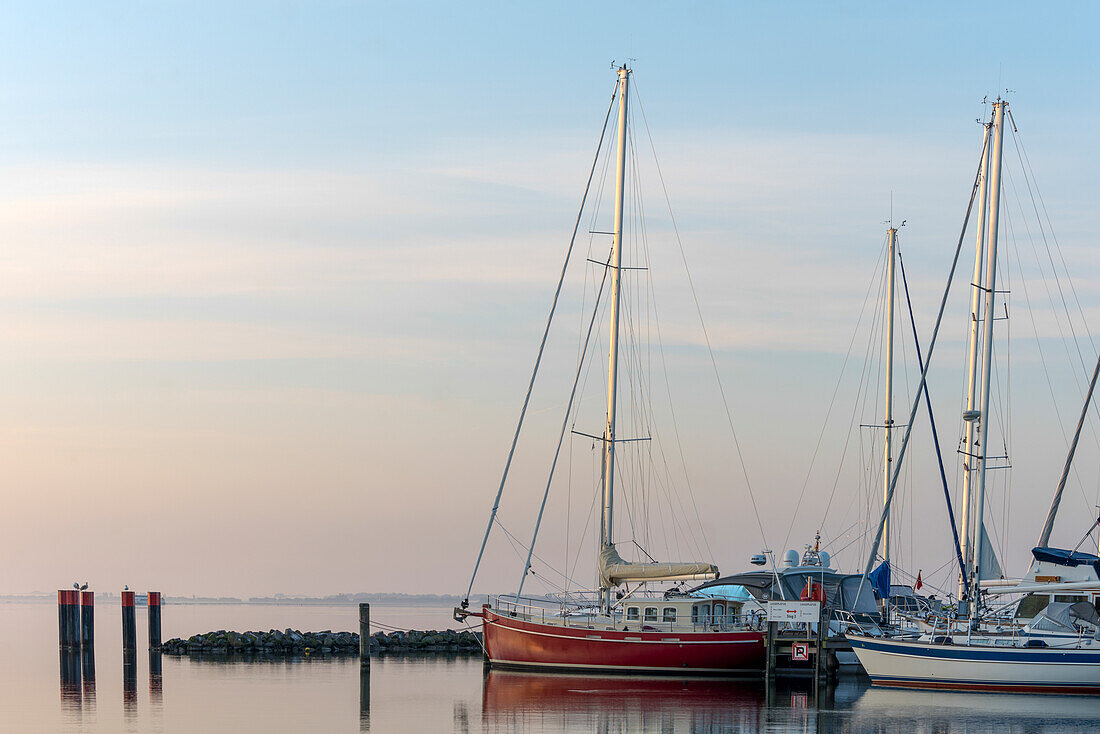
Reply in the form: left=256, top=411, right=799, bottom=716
left=483, top=670, right=1100, bottom=732
left=482, top=669, right=773, bottom=733
left=854, top=686, right=1100, bottom=731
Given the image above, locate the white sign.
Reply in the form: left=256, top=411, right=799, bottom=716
left=767, top=601, right=821, bottom=624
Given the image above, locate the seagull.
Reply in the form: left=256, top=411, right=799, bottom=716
left=124, top=585, right=129, bottom=591
left=79, top=583, right=88, bottom=591
left=72, top=582, right=79, bottom=589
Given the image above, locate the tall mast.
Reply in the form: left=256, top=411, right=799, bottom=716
left=599, top=65, right=629, bottom=613
left=958, top=119, right=993, bottom=612
left=883, top=225, right=897, bottom=601
left=970, top=99, right=1007, bottom=610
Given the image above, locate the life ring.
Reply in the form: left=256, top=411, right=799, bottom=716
left=801, top=578, right=825, bottom=603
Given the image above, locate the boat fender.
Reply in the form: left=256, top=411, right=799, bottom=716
left=800, top=579, right=825, bottom=603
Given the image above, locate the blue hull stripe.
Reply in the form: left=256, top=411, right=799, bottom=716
left=848, top=636, right=1100, bottom=664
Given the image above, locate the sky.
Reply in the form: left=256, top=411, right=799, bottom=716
left=2, top=1, right=1100, bottom=599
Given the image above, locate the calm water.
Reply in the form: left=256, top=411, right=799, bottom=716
left=4, top=600, right=1100, bottom=732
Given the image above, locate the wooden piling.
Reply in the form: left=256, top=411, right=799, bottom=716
left=81, top=591, right=94, bottom=650
left=147, top=592, right=162, bottom=649
left=359, top=603, right=370, bottom=663
left=121, top=591, right=136, bottom=652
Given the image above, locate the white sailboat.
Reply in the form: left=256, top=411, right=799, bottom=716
left=847, top=99, right=1100, bottom=693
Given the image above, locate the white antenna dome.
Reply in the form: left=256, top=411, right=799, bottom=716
left=783, top=550, right=799, bottom=568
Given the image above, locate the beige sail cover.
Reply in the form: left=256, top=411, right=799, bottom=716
left=598, top=544, right=719, bottom=587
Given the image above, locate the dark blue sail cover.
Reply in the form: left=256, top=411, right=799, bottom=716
left=1032, top=546, right=1100, bottom=575
left=868, top=561, right=891, bottom=600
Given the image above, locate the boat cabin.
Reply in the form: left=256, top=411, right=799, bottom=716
left=619, top=596, right=746, bottom=631
left=1016, top=546, right=1100, bottom=620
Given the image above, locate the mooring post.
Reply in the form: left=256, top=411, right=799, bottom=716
left=147, top=592, right=162, bottom=649
left=81, top=591, right=94, bottom=650
left=359, top=603, right=370, bottom=663
left=58, top=590, right=68, bottom=649
left=59, top=589, right=80, bottom=649
left=814, top=602, right=825, bottom=683
left=121, top=591, right=136, bottom=652
left=765, top=619, right=776, bottom=682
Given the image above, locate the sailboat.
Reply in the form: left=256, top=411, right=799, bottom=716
left=454, top=66, right=766, bottom=674
left=847, top=99, right=1100, bottom=694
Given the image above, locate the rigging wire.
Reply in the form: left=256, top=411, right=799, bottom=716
left=859, top=139, right=986, bottom=589
left=897, top=249, right=966, bottom=579
left=462, top=83, right=618, bottom=606
left=516, top=255, right=612, bottom=599
left=782, top=237, right=890, bottom=554
left=632, top=77, right=771, bottom=552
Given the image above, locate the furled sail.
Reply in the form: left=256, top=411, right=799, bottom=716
left=598, top=544, right=719, bottom=587
left=978, top=521, right=1004, bottom=580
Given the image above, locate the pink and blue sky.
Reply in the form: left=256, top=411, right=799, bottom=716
left=2, top=2, right=1099, bottom=598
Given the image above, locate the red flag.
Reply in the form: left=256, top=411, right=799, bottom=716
left=914, top=570, right=923, bottom=592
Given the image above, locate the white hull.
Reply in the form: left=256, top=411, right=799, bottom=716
left=848, top=634, right=1100, bottom=694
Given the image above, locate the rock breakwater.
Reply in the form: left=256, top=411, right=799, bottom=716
left=158, top=628, right=483, bottom=655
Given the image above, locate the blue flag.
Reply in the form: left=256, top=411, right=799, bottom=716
left=868, top=561, right=891, bottom=600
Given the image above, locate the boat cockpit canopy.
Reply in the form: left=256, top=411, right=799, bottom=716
left=688, top=571, right=879, bottom=617
left=1032, top=546, right=1100, bottom=575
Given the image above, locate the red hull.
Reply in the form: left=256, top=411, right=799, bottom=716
left=481, top=606, right=765, bottom=674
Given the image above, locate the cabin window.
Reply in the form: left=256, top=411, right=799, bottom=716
left=714, top=603, right=726, bottom=619
left=644, top=607, right=659, bottom=622
left=626, top=606, right=639, bottom=621
left=1055, top=594, right=1087, bottom=604
left=1016, top=593, right=1050, bottom=619
left=691, top=605, right=699, bottom=623
left=662, top=607, right=676, bottom=622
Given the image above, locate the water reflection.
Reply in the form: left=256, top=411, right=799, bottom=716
left=852, top=686, right=1100, bottom=732
left=149, top=650, right=163, bottom=705
left=81, top=647, right=96, bottom=718
left=123, top=650, right=137, bottom=721
left=482, top=669, right=770, bottom=733
left=360, top=660, right=370, bottom=732
left=59, top=648, right=82, bottom=720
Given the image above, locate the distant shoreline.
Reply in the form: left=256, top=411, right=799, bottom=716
left=0, top=593, right=486, bottom=606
